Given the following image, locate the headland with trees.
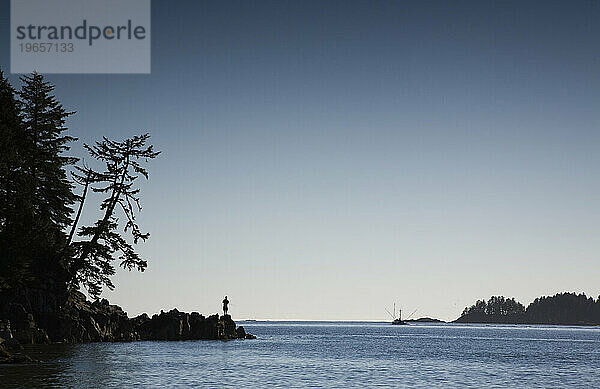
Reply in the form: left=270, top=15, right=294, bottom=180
left=0, top=70, right=251, bottom=363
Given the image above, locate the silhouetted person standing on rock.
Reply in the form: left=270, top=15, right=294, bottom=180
left=223, top=296, right=229, bottom=316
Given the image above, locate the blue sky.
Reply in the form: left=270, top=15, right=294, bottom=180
left=1, top=1, right=599, bottom=320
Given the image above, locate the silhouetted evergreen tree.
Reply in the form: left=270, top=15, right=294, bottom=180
left=0, top=70, right=29, bottom=289
left=15, top=72, right=77, bottom=283
left=18, top=73, right=77, bottom=228
left=68, top=134, right=160, bottom=298
left=0, top=72, right=77, bottom=292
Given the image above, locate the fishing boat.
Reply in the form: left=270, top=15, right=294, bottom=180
left=386, top=303, right=416, bottom=325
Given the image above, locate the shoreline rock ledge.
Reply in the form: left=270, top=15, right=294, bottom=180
left=1, top=291, right=255, bottom=363
left=48, top=291, right=256, bottom=343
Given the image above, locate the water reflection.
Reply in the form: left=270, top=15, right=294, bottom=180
left=1, top=324, right=599, bottom=388
left=0, top=343, right=117, bottom=389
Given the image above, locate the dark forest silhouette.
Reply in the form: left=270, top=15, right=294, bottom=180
left=457, top=293, right=600, bottom=325
left=0, top=70, right=159, bottom=300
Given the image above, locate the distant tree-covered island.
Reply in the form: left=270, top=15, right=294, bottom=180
left=456, top=293, right=600, bottom=326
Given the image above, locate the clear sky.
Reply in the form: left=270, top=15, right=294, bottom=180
left=1, top=1, right=599, bottom=321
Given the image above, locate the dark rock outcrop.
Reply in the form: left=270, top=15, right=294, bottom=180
left=0, top=341, right=37, bottom=364
left=41, top=292, right=135, bottom=343
left=405, top=317, right=446, bottom=323
left=3, top=303, right=50, bottom=344
left=0, top=321, right=38, bottom=364
left=0, top=290, right=254, bottom=353
left=132, top=310, right=245, bottom=341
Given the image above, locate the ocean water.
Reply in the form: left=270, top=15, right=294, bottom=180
left=1, top=322, right=599, bottom=388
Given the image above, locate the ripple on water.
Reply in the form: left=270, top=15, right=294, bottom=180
left=1, top=323, right=599, bottom=388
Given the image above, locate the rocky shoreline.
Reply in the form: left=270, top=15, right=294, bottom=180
left=405, top=317, right=446, bottom=323
left=0, top=291, right=254, bottom=364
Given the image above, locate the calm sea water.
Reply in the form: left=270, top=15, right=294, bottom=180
left=1, top=322, right=599, bottom=388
